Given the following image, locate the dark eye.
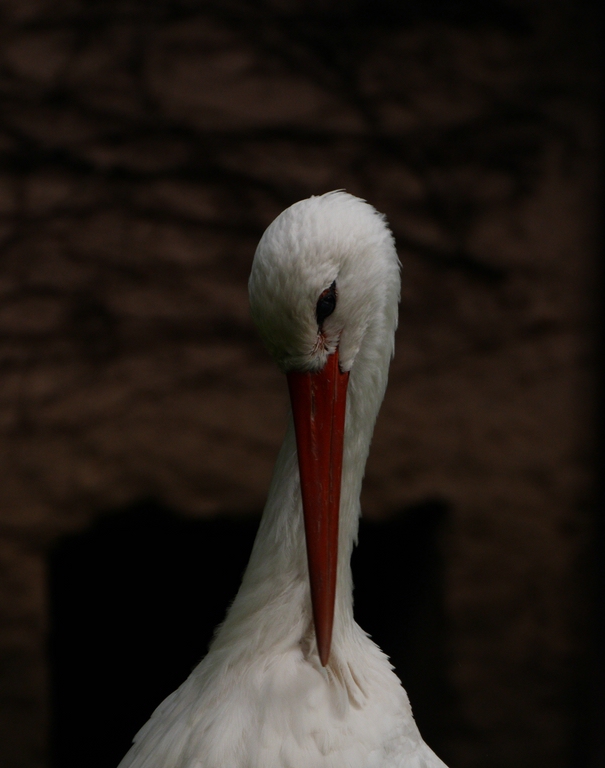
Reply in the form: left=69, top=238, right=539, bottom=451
left=316, top=281, right=337, bottom=326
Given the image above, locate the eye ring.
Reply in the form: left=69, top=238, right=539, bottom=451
left=316, top=281, right=337, bottom=326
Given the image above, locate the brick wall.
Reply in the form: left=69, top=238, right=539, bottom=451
left=0, top=2, right=598, bottom=767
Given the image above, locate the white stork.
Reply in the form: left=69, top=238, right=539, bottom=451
left=118, top=191, right=448, bottom=768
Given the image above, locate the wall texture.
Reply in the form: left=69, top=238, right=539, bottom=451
left=0, top=2, right=599, bottom=767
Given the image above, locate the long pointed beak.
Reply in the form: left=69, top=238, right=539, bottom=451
left=286, top=350, right=349, bottom=666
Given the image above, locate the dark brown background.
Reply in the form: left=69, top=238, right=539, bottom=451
left=0, top=2, right=600, bottom=768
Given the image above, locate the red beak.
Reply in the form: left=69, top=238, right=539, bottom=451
left=286, top=350, right=349, bottom=666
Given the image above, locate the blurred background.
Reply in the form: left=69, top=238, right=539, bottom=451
left=0, top=1, right=600, bottom=767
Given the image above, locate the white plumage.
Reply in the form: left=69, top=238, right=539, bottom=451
left=118, top=192, right=448, bottom=768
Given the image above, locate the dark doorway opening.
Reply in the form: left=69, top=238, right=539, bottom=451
left=48, top=498, right=450, bottom=768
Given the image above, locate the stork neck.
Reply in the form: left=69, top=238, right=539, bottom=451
left=210, top=351, right=388, bottom=661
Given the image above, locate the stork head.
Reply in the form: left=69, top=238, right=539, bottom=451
left=249, top=192, right=399, bottom=666
left=249, top=191, right=399, bottom=374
